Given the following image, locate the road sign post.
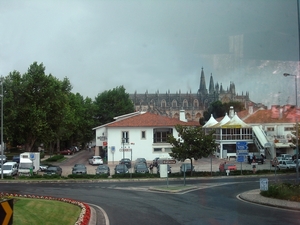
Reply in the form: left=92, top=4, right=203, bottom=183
left=236, top=141, right=248, bottom=175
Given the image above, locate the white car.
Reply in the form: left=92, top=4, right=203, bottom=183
left=88, top=156, right=103, bottom=165
left=277, top=160, right=296, bottom=170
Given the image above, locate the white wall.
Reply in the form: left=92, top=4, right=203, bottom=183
left=105, top=127, right=176, bottom=163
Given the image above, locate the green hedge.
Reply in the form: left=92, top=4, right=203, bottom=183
left=45, top=154, right=64, bottom=162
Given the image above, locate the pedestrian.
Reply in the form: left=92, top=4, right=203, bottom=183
left=149, top=163, right=153, bottom=174
left=252, top=159, right=256, bottom=174
left=88, top=143, right=91, bottom=152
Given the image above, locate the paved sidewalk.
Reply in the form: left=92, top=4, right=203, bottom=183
left=239, top=189, right=300, bottom=211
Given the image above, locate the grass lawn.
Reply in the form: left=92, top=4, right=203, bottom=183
left=13, top=198, right=81, bottom=225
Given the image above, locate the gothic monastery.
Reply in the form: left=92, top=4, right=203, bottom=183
left=129, top=68, right=251, bottom=121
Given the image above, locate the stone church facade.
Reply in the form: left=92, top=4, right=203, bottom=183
left=129, top=68, right=250, bottom=121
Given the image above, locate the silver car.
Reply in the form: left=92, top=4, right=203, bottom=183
left=277, top=160, right=296, bottom=170
left=72, top=164, right=87, bottom=174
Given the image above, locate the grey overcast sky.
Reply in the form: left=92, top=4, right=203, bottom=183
left=0, top=0, right=299, bottom=107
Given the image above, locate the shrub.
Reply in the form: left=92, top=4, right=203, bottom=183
left=45, top=155, right=64, bottom=162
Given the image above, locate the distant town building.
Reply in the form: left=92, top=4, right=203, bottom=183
left=129, top=68, right=251, bottom=121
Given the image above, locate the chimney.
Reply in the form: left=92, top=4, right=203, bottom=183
left=229, top=106, right=234, bottom=119
left=180, top=110, right=187, bottom=122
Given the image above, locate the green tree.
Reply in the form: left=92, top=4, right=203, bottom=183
left=203, top=101, right=245, bottom=121
left=4, top=62, right=72, bottom=151
left=94, top=86, right=134, bottom=125
left=167, top=125, right=216, bottom=175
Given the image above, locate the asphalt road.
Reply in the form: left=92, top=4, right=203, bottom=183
left=1, top=152, right=298, bottom=225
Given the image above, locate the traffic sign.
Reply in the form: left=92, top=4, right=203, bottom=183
left=162, top=159, right=176, bottom=164
left=29, top=153, right=35, bottom=160
left=236, top=155, right=247, bottom=163
left=236, top=141, right=248, bottom=150
left=0, top=199, right=13, bottom=225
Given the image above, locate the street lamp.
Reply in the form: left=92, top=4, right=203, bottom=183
left=0, top=77, right=3, bottom=179
left=122, top=137, right=125, bottom=160
left=283, top=73, right=299, bottom=182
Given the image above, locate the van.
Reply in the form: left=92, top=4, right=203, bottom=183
left=1, top=162, right=18, bottom=176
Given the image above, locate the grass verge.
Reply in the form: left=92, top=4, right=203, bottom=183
left=261, top=182, right=300, bottom=202
left=13, top=197, right=81, bottom=225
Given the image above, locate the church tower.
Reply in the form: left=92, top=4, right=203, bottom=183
left=198, top=68, right=208, bottom=95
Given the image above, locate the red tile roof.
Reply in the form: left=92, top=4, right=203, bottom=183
left=243, top=106, right=300, bottom=123
left=107, top=112, right=200, bottom=127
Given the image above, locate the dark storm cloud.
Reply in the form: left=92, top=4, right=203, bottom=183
left=0, top=0, right=298, bottom=107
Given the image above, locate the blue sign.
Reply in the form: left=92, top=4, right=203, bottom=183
left=29, top=153, right=35, bottom=160
left=236, top=141, right=248, bottom=156
left=237, top=155, right=247, bottom=162
left=236, top=141, right=248, bottom=150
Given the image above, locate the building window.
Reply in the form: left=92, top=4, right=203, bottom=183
left=122, top=131, right=129, bottom=143
left=153, top=148, right=162, bottom=152
left=172, top=100, right=177, bottom=107
left=164, top=148, right=172, bottom=153
left=193, top=99, right=199, bottom=107
left=161, top=99, right=166, bottom=108
left=153, top=128, right=173, bottom=143
left=141, top=131, right=146, bottom=139
left=267, top=127, right=275, bottom=131
left=284, top=127, right=294, bottom=131
left=183, top=99, right=188, bottom=108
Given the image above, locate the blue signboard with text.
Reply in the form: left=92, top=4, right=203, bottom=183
left=236, top=141, right=248, bottom=156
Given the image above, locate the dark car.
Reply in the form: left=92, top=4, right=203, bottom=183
left=95, top=165, right=110, bottom=176
left=157, top=164, right=171, bottom=174
left=135, top=158, right=147, bottom=165
left=134, top=163, right=149, bottom=173
left=12, top=155, right=20, bottom=164
left=119, top=158, right=131, bottom=168
left=248, top=153, right=264, bottom=164
left=114, top=164, right=129, bottom=174
left=0, top=155, right=7, bottom=164
left=72, top=164, right=87, bottom=174
left=180, top=163, right=195, bottom=173
left=45, top=166, right=62, bottom=176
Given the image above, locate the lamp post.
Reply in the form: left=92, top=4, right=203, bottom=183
left=122, top=137, right=125, bottom=160
left=0, top=77, right=3, bottom=180
left=283, top=73, right=299, bottom=182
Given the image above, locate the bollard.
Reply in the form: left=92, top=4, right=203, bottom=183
left=226, top=169, right=230, bottom=176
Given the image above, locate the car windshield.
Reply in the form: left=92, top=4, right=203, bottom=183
left=97, top=166, right=107, bottom=170
left=94, top=156, right=101, bottom=159
left=137, top=164, right=147, bottom=169
left=286, top=161, right=294, bottom=164
left=2, top=165, right=12, bottom=170
left=47, top=167, right=58, bottom=171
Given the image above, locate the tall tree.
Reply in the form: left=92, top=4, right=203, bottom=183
left=168, top=125, right=216, bottom=175
left=94, top=86, right=134, bottom=125
left=4, top=62, right=72, bottom=151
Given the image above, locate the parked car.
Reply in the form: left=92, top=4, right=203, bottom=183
left=89, top=156, right=103, bottom=165
left=277, top=160, right=296, bottom=170
left=219, top=162, right=237, bottom=172
left=1, top=162, right=18, bottom=176
left=72, top=164, right=87, bottom=174
left=280, top=154, right=293, bottom=160
left=12, top=155, right=20, bottom=164
left=119, top=158, right=131, bottom=168
left=95, top=165, right=110, bottom=176
left=135, top=158, right=147, bottom=165
left=39, top=164, right=49, bottom=171
left=114, top=164, right=129, bottom=174
left=134, top=163, right=149, bottom=173
left=157, top=164, right=171, bottom=174
left=180, top=163, right=195, bottom=173
left=60, top=149, right=73, bottom=155
left=45, top=166, right=62, bottom=176
left=249, top=153, right=264, bottom=164
left=0, top=155, right=7, bottom=163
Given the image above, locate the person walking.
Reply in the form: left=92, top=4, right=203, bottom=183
left=149, top=163, right=154, bottom=174
left=252, top=159, right=256, bottom=174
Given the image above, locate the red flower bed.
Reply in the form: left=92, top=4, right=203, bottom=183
left=0, top=192, right=91, bottom=225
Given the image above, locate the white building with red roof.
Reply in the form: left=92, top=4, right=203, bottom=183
left=93, top=110, right=199, bottom=163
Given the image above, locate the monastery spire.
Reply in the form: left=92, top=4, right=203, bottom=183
left=209, top=73, right=215, bottom=94
left=198, top=67, right=208, bottom=95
